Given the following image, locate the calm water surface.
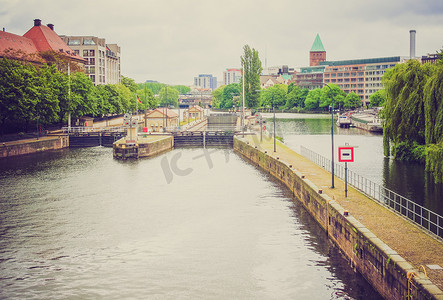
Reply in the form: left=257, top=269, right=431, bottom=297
left=0, top=147, right=382, bottom=299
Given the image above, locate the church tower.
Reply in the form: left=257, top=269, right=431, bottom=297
left=309, top=34, right=326, bottom=66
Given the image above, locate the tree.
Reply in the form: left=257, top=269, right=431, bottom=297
left=344, top=92, right=362, bottom=109
left=70, top=72, right=98, bottom=117
left=240, top=45, right=262, bottom=108
left=382, top=60, right=432, bottom=156
left=159, top=86, right=179, bottom=107
left=369, top=90, right=386, bottom=108
left=286, top=85, right=309, bottom=109
left=259, top=85, right=287, bottom=108
left=212, top=85, right=225, bottom=109
left=319, top=84, right=345, bottom=109
left=304, top=89, right=322, bottom=110
left=121, top=76, right=138, bottom=93
left=220, top=83, right=241, bottom=109
left=172, top=85, right=191, bottom=94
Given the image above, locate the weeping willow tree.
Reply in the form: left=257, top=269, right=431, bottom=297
left=424, top=64, right=443, bottom=181
left=382, top=57, right=443, bottom=182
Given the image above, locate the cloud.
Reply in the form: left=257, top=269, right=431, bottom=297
left=1, top=0, right=442, bottom=85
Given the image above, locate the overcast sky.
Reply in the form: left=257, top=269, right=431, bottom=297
left=1, top=0, right=442, bottom=85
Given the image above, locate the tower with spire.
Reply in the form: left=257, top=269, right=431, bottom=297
left=309, top=34, right=326, bottom=66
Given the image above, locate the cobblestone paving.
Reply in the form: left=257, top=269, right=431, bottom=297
left=241, top=135, right=443, bottom=292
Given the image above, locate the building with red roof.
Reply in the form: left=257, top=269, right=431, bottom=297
left=0, top=19, right=85, bottom=66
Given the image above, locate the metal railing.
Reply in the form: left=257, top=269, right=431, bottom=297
left=62, top=126, right=126, bottom=133
left=301, top=146, right=443, bottom=239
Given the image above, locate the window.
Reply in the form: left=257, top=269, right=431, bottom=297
left=89, top=58, right=95, bottom=65
left=90, top=75, right=95, bottom=82
left=68, top=39, right=80, bottom=45
left=83, top=50, right=89, bottom=57
left=89, top=50, right=95, bottom=56
left=74, top=50, right=79, bottom=55
left=83, top=39, right=96, bottom=45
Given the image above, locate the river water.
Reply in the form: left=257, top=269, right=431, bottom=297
left=264, top=113, right=443, bottom=217
left=0, top=144, right=382, bottom=299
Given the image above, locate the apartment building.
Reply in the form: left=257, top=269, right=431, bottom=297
left=223, top=68, right=241, bottom=85
left=60, top=35, right=121, bottom=85
left=321, top=57, right=404, bottom=104
left=295, top=66, right=325, bottom=90
left=194, top=74, right=217, bottom=90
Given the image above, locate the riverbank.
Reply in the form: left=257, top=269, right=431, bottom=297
left=0, top=135, right=69, bottom=158
left=234, top=134, right=443, bottom=300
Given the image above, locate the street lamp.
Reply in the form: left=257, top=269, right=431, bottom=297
left=323, top=83, right=335, bottom=189
left=260, top=89, right=276, bottom=152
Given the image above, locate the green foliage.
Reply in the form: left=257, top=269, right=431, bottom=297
left=159, top=86, right=179, bottom=107
left=344, top=92, right=361, bottom=109
left=220, top=83, right=240, bottom=109
left=381, top=57, right=443, bottom=182
left=369, top=90, right=386, bottom=108
left=240, top=45, right=262, bottom=108
left=319, top=84, right=345, bottom=109
left=259, top=85, right=287, bottom=108
left=285, top=85, right=308, bottom=109
left=304, top=89, right=322, bottom=110
left=173, top=85, right=191, bottom=94
left=211, top=85, right=224, bottom=109
left=0, top=57, right=141, bottom=134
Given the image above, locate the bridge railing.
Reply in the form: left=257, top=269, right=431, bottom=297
left=62, top=126, right=126, bottom=133
left=300, top=146, right=443, bottom=240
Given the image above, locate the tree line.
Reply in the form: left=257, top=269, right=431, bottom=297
left=212, top=82, right=364, bottom=111
left=382, top=56, right=443, bottom=182
left=0, top=57, right=185, bottom=135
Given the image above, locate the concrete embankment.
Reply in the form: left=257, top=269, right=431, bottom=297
left=0, top=135, right=69, bottom=158
left=113, top=135, right=173, bottom=159
left=234, top=135, right=443, bottom=300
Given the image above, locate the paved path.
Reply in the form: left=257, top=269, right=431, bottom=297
left=239, top=134, right=443, bottom=291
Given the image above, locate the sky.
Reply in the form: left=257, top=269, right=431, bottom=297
left=1, top=0, right=443, bottom=85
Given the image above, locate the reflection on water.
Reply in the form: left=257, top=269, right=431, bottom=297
left=0, top=147, right=382, bottom=299
left=266, top=114, right=443, bottom=216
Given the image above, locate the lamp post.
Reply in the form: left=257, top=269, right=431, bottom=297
left=323, top=83, right=335, bottom=189
left=260, top=89, right=276, bottom=152
left=144, top=81, right=148, bottom=128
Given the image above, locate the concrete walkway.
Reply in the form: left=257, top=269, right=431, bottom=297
left=239, top=134, right=443, bottom=291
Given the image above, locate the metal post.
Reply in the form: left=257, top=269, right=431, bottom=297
left=345, top=162, right=348, bottom=197
left=324, top=83, right=335, bottom=189
left=273, top=103, right=276, bottom=152
left=144, top=82, right=147, bottom=128
left=260, top=114, right=263, bottom=142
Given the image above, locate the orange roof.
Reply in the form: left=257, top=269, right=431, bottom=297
left=147, top=108, right=178, bottom=118
left=0, top=20, right=84, bottom=64
left=0, top=31, right=42, bottom=62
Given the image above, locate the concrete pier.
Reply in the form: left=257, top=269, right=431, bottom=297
left=113, top=135, right=173, bottom=159
left=234, top=135, right=443, bottom=300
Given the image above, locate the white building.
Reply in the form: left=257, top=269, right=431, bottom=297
left=223, top=68, right=241, bottom=85
left=60, top=35, right=121, bottom=85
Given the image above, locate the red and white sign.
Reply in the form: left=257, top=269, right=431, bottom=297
left=338, top=147, right=354, bottom=162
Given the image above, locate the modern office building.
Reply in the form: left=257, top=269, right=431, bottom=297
left=295, top=66, right=325, bottom=90
left=223, top=68, right=241, bottom=85
left=59, top=35, right=121, bottom=85
left=194, top=74, right=217, bottom=90
left=321, top=57, right=406, bottom=104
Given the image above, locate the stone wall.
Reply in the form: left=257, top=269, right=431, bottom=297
left=0, top=135, right=69, bottom=158
left=234, top=137, right=441, bottom=300
left=138, top=136, right=173, bottom=158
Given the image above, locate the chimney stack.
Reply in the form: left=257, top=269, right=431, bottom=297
left=47, top=24, right=54, bottom=31
left=34, top=19, right=42, bottom=26
left=410, top=29, right=416, bottom=59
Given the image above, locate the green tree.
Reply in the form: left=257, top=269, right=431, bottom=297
left=121, top=76, right=138, bottom=93
left=212, top=85, right=225, bottom=109
left=382, top=60, right=432, bottom=156
left=240, top=45, right=262, bottom=108
left=259, top=85, right=287, bottom=108
left=344, top=92, right=361, bottom=109
left=220, top=83, right=241, bottom=109
left=319, top=84, right=345, bottom=109
left=70, top=72, right=98, bottom=117
left=172, top=85, right=191, bottom=94
left=286, top=85, right=309, bottom=109
left=159, top=86, right=179, bottom=107
left=369, top=90, right=387, bottom=108
left=304, top=89, right=322, bottom=110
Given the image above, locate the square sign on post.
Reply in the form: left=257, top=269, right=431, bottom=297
left=339, top=147, right=354, bottom=162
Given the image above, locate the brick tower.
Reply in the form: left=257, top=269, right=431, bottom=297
left=309, top=34, right=326, bottom=66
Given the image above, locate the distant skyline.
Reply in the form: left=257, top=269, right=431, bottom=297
left=1, top=0, right=442, bottom=85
